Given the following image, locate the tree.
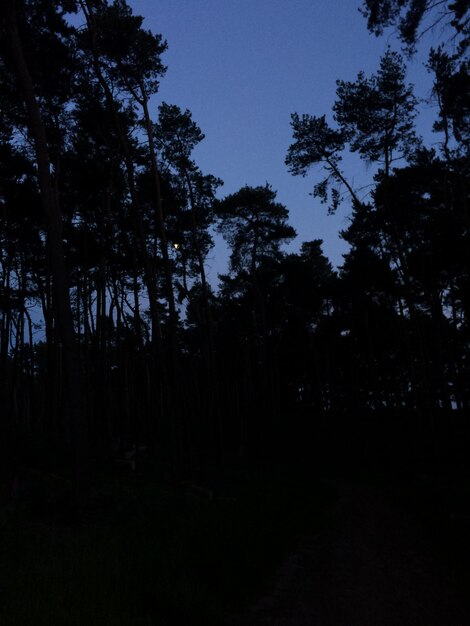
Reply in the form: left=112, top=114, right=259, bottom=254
left=286, top=51, right=419, bottom=211
left=77, top=0, right=171, bottom=353
left=334, top=49, right=419, bottom=178
left=155, top=102, right=222, bottom=320
left=214, top=184, right=296, bottom=464
left=273, top=241, right=337, bottom=411
left=428, top=47, right=470, bottom=158
left=79, top=0, right=180, bottom=356
left=215, top=184, right=296, bottom=278
left=285, top=113, right=357, bottom=212
left=1, top=0, right=87, bottom=510
left=361, top=0, right=470, bottom=53
left=215, top=183, right=296, bottom=367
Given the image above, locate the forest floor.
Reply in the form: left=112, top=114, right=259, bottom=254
left=0, top=465, right=334, bottom=626
left=227, top=478, right=470, bottom=626
left=2, top=463, right=470, bottom=625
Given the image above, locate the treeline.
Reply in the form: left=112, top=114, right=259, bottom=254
left=0, top=1, right=469, bottom=505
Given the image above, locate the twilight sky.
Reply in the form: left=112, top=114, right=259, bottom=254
left=129, top=0, right=435, bottom=282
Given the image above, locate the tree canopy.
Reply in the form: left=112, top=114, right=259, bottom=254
left=0, top=0, right=469, bottom=521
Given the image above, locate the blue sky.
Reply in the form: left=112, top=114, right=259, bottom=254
left=129, top=0, right=436, bottom=281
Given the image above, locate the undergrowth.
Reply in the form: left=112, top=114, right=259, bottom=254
left=0, top=467, right=334, bottom=626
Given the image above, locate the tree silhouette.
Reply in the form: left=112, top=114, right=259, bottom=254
left=286, top=113, right=356, bottom=212
left=334, top=50, right=419, bottom=178
left=1, top=0, right=469, bottom=525
left=1, top=0, right=87, bottom=509
left=361, top=0, right=470, bottom=53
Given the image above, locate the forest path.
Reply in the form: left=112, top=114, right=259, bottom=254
left=228, top=480, right=469, bottom=626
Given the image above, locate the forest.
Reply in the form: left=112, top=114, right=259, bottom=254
left=0, top=1, right=469, bottom=624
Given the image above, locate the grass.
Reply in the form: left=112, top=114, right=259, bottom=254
left=0, top=466, right=334, bottom=626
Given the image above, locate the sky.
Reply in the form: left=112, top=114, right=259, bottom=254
left=128, top=0, right=437, bottom=283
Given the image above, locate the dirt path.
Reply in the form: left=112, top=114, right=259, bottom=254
left=229, top=481, right=469, bottom=626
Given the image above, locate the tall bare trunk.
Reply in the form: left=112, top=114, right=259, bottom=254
left=140, top=94, right=178, bottom=355
left=3, top=0, right=87, bottom=510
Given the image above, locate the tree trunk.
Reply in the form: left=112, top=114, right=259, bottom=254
left=140, top=92, right=179, bottom=360
left=3, top=0, right=87, bottom=511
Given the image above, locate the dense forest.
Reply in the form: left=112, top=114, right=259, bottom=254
left=0, top=0, right=469, bottom=510
left=1, top=1, right=470, bottom=623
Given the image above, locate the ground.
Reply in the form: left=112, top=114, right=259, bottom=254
left=229, top=480, right=470, bottom=626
